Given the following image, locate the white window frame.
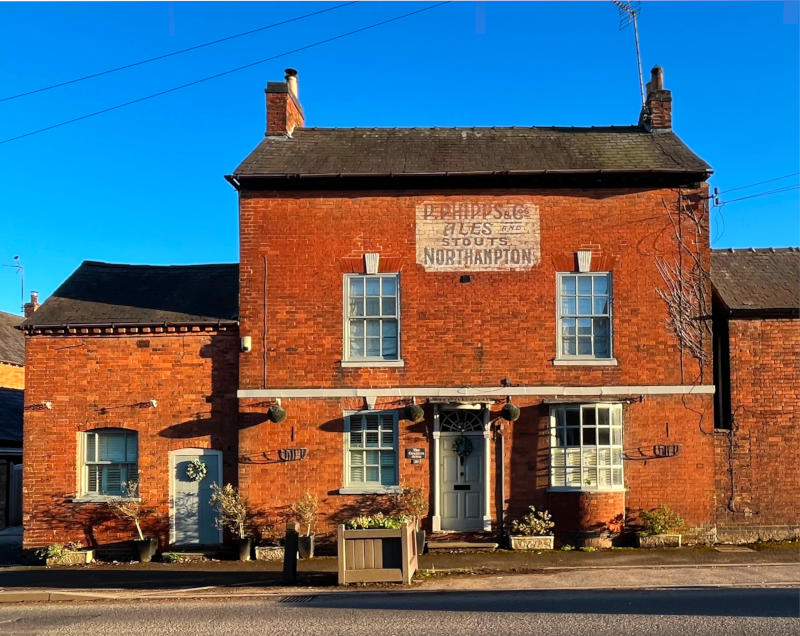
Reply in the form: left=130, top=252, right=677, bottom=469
left=555, top=272, right=614, bottom=362
left=80, top=428, right=138, bottom=498
left=549, top=403, right=624, bottom=492
left=340, top=410, right=400, bottom=494
left=342, top=273, right=403, bottom=367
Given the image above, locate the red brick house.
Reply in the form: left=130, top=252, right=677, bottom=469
left=18, top=67, right=797, bottom=551
left=711, top=248, right=800, bottom=542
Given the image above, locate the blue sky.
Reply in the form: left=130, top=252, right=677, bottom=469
left=1, top=1, right=798, bottom=315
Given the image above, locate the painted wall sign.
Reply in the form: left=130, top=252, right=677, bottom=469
left=415, top=201, right=541, bottom=271
left=405, top=448, right=426, bottom=464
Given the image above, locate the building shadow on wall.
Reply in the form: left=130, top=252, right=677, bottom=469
left=157, top=335, right=240, bottom=486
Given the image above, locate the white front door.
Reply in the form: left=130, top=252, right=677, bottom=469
left=440, top=434, right=484, bottom=531
left=169, top=449, right=222, bottom=546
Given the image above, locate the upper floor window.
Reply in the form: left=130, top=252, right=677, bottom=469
left=550, top=404, right=623, bottom=491
left=82, top=428, right=138, bottom=496
left=557, top=273, right=612, bottom=359
left=344, top=274, right=399, bottom=361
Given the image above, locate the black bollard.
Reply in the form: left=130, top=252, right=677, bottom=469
left=282, top=521, right=298, bottom=585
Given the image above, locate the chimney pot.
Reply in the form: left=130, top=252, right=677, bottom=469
left=650, top=66, right=664, bottom=90
left=24, top=290, right=40, bottom=318
left=285, top=67, right=298, bottom=98
left=639, top=65, right=672, bottom=132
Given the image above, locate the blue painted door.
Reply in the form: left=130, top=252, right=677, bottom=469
left=173, top=452, right=220, bottom=545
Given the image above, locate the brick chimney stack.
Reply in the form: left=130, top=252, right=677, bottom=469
left=265, top=68, right=305, bottom=136
left=638, top=66, right=672, bottom=132
left=24, top=291, right=39, bottom=318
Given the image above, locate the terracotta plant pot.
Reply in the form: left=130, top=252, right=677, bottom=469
left=134, top=538, right=158, bottom=563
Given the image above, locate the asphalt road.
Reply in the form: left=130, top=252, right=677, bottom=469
left=0, top=588, right=797, bottom=635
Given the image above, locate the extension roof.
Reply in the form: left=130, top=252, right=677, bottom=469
left=0, top=388, right=22, bottom=443
left=232, top=127, right=711, bottom=188
left=21, top=261, right=239, bottom=330
left=0, top=311, right=24, bottom=365
left=711, top=248, right=800, bottom=315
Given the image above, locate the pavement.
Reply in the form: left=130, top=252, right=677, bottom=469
left=0, top=526, right=797, bottom=604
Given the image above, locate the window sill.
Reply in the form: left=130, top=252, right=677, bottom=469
left=547, top=487, right=626, bottom=494
left=341, top=360, right=405, bottom=368
left=553, top=358, right=618, bottom=366
left=337, top=486, right=402, bottom=495
left=69, top=496, right=142, bottom=503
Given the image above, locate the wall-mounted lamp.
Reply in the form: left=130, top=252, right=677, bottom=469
left=241, top=336, right=252, bottom=353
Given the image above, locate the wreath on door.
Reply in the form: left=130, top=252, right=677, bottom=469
left=453, top=435, right=473, bottom=463
left=186, top=459, right=208, bottom=482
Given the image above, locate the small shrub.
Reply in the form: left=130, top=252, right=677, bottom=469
left=579, top=546, right=596, bottom=552
left=209, top=483, right=251, bottom=539
left=346, top=513, right=410, bottom=530
left=36, top=542, right=86, bottom=563
left=510, top=506, right=554, bottom=536
left=640, top=504, right=685, bottom=536
left=560, top=544, right=574, bottom=551
left=106, top=480, right=145, bottom=541
left=390, top=485, right=428, bottom=530
left=291, top=492, right=319, bottom=537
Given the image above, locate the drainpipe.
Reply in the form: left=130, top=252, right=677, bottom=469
left=498, top=422, right=506, bottom=537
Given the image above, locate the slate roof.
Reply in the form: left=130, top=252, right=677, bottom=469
left=233, top=127, right=711, bottom=180
left=0, top=388, right=23, bottom=443
left=0, top=311, right=24, bottom=365
left=21, top=261, right=239, bottom=329
left=711, top=248, right=800, bottom=313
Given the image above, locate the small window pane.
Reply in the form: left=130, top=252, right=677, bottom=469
left=594, top=276, right=608, bottom=294
left=86, top=434, right=96, bottom=462
left=366, top=466, right=379, bottom=482
left=350, top=298, right=364, bottom=317
left=366, top=320, right=380, bottom=337
left=350, top=338, right=364, bottom=358
left=382, top=338, right=398, bottom=358
left=366, top=338, right=380, bottom=357
left=350, top=321, right=364, bottom=339
left=382, top=277, right=396, bottom=295
left=583, top=407, right=596, bottom=427
left=612, top=428, right=622, bottom=445
left=365, top=298, right=380, bottom=315
left=565, top=428, right=580, bottom=446
left=366, top=450, right=379, bottom=465
left=577, top=276, right=592, bottom=294
left=578, top=337, right=592, bottom=355
left=382, top=320, right=397, bottom=338
left=562, top=276, right=576, bottom=294
left=349, top=278, right=363, bottom=296
left=598, top=428, right=610, bottom=445
left=593, top=297, right=608, bottom=314
left=382, top=298, right=396, bottom=315
left=562, top=297, right=576, bottom=315
left=595, top=317, right=610, bottom=339
left=566, top=408, right=580, bottom=428
left=577, top=318, right=592, bottom=336
left=562, top=338, right=576, bottom=356
left=365, top=278, right=380, bottom=295
left=578, top=297, right=592, bottom=315
left=595, top=335, right=610, bottom=358
left=582, top=427, right=596, bottom=445
left=562, top=318, right=576, bottom=337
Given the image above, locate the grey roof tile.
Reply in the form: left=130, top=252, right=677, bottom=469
left=0, top=311, right=24, bottom=365
left=711, top=248, right=800, bottom=312
left=22, top=261, right=239, bottom=328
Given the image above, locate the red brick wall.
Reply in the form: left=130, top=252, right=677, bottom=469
left=239, top=393, right=714, bottom=544
left=266, top=91, right=304, bottom=135
left=238, top=187, right=710, bottom=391
left=0, top=362, right=24, bottom=389
left=714, top=318, right=800, bottom=537
left=22, top=331, right=238, bottom=549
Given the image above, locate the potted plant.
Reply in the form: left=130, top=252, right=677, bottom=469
left=509, top=505, right=555, bottom=550
left=106, top=480, right=158, bottom=563
left=209, top=482, right=252, bottom=561
left=392, top=485, right=429, bottom=554
left=37, top=542, right=95, bottom=566
left=254, top=515, right=284, bottom=561
left=637, top=504, right=685, bottom=548
left=291, top=492, right=319, bottom=559
left=339, top=513, right=418, bottom=584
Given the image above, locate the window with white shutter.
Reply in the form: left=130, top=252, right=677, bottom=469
left=345, top=412, right=398, bottom=489
left=82, top=429, right=138, bottom=496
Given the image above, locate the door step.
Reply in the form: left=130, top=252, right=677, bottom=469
left=427, top=541, right=499, bottom=553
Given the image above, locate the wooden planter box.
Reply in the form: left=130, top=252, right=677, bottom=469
left=255, top=546, right=284, bottom=561
left=637, top=533, right=682, bottom=548
left=509, top=535, right=555, bottom=550
left=46, top=549, right=95, bottom=566
left=337, top=523, right=418, bottom=585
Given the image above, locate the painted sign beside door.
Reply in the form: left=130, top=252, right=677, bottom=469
left=170, top=449, right=222, bottom=546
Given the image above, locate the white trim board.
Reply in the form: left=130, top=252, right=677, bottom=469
left=238, top=385, right=715, bottom=399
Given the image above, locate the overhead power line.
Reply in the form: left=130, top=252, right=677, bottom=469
left=0, top=2, right=357, bottom=103
left=717, top=184, right=800, bottom=207
left=0, top=2, right=450, bottom=146
left=713, top=172, right=800, bottom=196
